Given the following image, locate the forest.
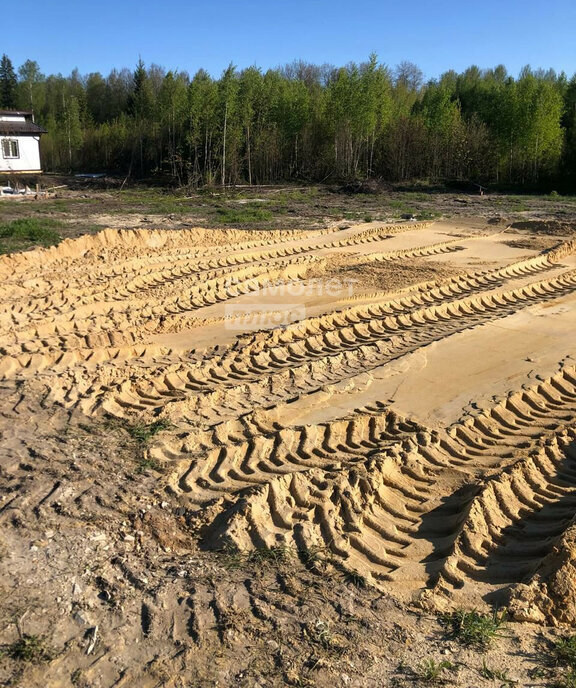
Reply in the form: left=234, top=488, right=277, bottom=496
left=0, top=53, right=575, bottom=189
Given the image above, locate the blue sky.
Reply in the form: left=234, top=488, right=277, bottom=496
left=5, top=0, right=575, bottom=80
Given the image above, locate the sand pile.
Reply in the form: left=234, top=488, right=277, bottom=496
left=1, top=217, right=576, bottom=625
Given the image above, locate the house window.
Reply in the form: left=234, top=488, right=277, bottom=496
left=1, top=139, right=19, bottom=159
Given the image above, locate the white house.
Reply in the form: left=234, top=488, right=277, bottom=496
left=0, top=110, right=46, bottom=173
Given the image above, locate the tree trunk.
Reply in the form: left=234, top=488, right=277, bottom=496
left=222, top=101, right=228, bottom=187
left=247, top=122, right=252, bottom=185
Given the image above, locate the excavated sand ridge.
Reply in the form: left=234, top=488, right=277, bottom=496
left=2, top=220, right=576, bottom=626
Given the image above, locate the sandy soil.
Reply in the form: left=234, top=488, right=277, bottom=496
left=1, top=218, right=576, bottom=686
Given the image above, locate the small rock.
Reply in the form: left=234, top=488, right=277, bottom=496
left=45, top=529, right=55, bottom=539
left=73, top=611, right=91, bottom=626
left=161, top=501, right=169, bottom=509
left=123, top=535, right=135, bottom=542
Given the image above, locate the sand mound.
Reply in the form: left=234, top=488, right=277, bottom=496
left=506, top=520, right=576, bottom=625
left=2, top=217, right=576, bottom=636
left=511, top=220, right=576, bottom=236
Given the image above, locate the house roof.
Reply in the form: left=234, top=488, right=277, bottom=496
left=0, top=121, right=47, bottom=135
left=0, top=110, right=34, bottom=116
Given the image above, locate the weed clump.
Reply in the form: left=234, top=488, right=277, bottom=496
left=216, top=206, right=273, bottom=224
left=553, top=636, right=576, bottom=667
left=0, top=217, right=62, bottom=253
left=417, top=657, right=454, bottom=683
left=3, top=634, right=53, bottom=663
left=126, top=419, right=173, bottom=445
left=479, top=659, right=517, bottom=684
left=220, top=545, right=294, bottom=569
left=440, top=608, right=507, bottom=648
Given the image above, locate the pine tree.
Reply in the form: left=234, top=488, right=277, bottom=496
left=0, top=54, right=18, bottom=109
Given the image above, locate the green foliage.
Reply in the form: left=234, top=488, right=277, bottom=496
left=215, top=206, right=273, bottom=224
left=0, top=217, right=62, bottom=254
left=0, top=51, right=573, bottom=187
left=220, top=545, right=294, bottom=570
left=125, top=419, right=173, bottom=445
left=557, top=669, right=576, bottom=688
left=135, top=456, right=163, bottom=473
left=553, top=635, right=576, bottom=668
left=104, top=417, right=173, bottom=474
left=416, top=211, right=441, bottom=220
left=344, top=570, right=368, bottom=588
left=417, top=658, right=454, bottom=682
left=0, top=53, right=17, bottom=108
left=4, top=634, right=53, bottom=663
left=440, top=608, right=507, bottom=648
left=479, top=659, right=517, bottom=684
left=306, top=619, right=334, bottom=650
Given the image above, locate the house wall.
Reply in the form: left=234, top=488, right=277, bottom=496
left=0, top=136, right=42, bottom=172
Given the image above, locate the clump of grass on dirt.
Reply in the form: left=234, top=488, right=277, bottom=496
left=125, top=419, right=173, bottom=444
left=552, top=636, right=576, bottom=667
left=416, top=211, right=441, bottom=221
left=546, top=635, right=576, bottom=687
left=343, top=569, right=368, bottom=588
left=0, top=217, right=62, bottom=253
left=104, top=417, right=173, bottom=445
left=216, top=206, right=273, bottom=224
left=305, top=619, right=334, bottom=651
left=555, top=670, right=576, bottom=688
left=220, top=545, right=294, bottom=570
left=134, top=456, right=163, bottom=473
left=2, top=634, right=53, bottom=663
left=417, top=657, right=454, bottom=683
left=440, top=608, right=507, bottom=648
left=103, top=417, right=172, bottom=472
left=479, top=659, right=517, bottom=684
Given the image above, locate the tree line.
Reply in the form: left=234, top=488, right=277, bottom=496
left=1, top=53, right=574, bottom=189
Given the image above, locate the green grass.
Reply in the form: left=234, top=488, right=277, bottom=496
left=125, top=419, right=173, bottom=444
left=417, top=658, right=454, bottom=683
left=344, top=570, right=368, bottom=588
left=553, top=636, right=576, bottom=667
left=307, top=619, right=334, bottom=650
left=550, top=635, right=576, bottom=685
left=479, top=659, right=517, bottom=684
left=387, top=200, right=409, bottom=209
left=220, top=545, right=294, bottom=569
left=215, top=205, right=274, bottom=224
left=104, top=417, right=173, bottom=445
left=3, top=634, right=53, bottom=663
left=0, top=217, right=62, bottom=253
left=556, top=669, right=576, bottom=688
left=135, top=456, right=163, bottom=473
left=103, top=417, right=172, bottom=472
left=440, top=609, right=507, bottom=648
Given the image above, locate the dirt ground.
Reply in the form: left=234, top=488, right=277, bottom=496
left=1, top=192, right=576, bottom=687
